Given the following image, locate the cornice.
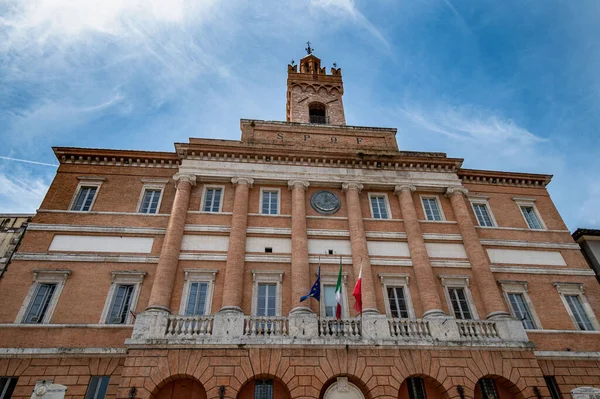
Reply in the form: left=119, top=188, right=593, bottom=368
left=53, top=147, right=179, bottom=168
left=459, top=168, right=552, bottom=188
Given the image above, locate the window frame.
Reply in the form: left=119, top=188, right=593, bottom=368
left=0, top=377, right=18, bottom=399
left=439, top=275, right=479, bottom=320
left=368, top=192, right=392, bottom=219
left=259, top=188, right=281, bottom=216
left=136, top=179, right=168, bottom=214
left=469, top=197, right=497, bottom=228
left=69, top=178, right=104, bottom=212
left=84, top=376, right=110, bottom=399
left=178, top=269, right=217, bottom=316
left=16, top=269, right=71, bottom=324
left=320, top=270, right=350, bottom=318
left=553, top=282, right=599, bottom=331
left=498, top=280, right=542, bottom=330
left=251, top=270, right=283, bottom=316
left=379, top=273, right=415, bottom=319
left=407, top=377, right=427, bottom=399
left=254, top=378, right=274, bottom=399
left=99, top=271, right=146, bottom=325
left=200, top=185, right=225, bottom=213
left=419, top=195, right=446, bottom=222
left=514, top=197, right=546, bottom=230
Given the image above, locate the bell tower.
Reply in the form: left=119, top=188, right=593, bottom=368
left=286, top=43, right=346, bottom=125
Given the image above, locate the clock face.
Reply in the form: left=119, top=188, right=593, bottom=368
left=310, top=190, right=341, bottom=215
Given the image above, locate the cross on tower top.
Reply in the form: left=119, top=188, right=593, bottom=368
left=305, top=41, right=314, bottom=55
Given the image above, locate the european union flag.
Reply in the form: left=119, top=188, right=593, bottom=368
left=300, top=266, right=321, bottom=302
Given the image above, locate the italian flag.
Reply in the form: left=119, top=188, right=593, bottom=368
left=352, top=261, right=362, bottom=314
left=335, top=258, right=343, bottom=319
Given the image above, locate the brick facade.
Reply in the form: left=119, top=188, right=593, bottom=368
left=1, top=53, right=599, bottom=399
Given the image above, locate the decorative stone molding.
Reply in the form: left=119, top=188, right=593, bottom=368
left=393, top=184, right=416, bottom=195
left=231, top=176, right=254, bottom=187
left=77, top=176, right=106, bottom=181
left=110, top=270, right=146, bottom=283
left=173, top=173, right=197, bottom=186
left=445, top=186, right=469, bottom=197
left=341, top=182, right=363, bottom=192
left=287, top=180, right=310, bottom=190
left=32, top=269, right=71, bottom=283
left=553, top=281, right=585, bottom=294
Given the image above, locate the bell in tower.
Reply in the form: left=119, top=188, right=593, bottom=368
left=286, top=42, right=346, bottom=125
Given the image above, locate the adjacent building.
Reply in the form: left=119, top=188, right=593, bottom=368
left=0, top=214, right=33, bottom=277
left=571, top=229, right=600, bottom=282
left=1, top=51, right=599, bottom=399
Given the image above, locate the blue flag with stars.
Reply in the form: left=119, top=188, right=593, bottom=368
left=300, top=265, right=321, bottom=302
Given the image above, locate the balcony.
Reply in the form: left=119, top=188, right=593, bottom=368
left=127, top=310, right=531, bottom=348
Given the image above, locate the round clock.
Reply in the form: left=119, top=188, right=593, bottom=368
left=310, top=190, right=341, bottom=215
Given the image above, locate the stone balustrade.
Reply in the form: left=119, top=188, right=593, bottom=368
left=244, top=316, right=288, bottom=337
left=127, top=309, right=532, bottom=348
left=318, top=317, right=362, bottom=338
left=388, top=318, right=431, bottom=339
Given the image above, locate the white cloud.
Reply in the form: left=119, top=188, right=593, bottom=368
left=0, top=168, right=50, bottom=213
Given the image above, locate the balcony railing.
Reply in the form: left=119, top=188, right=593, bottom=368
left=129, top=312, right=528, bottom=347
left=165, top=315, right=213, bottom=338
left=388, top=318, right=431, bottom=339
left=318, top=317, right=362, bottom=338
left=457, top=320, right=500, bottom=339
left=243, top=316, right=288, bottom=337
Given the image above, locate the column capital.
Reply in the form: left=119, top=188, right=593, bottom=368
left=394, top=185, right=416, bottom=195
left=445, top=186, right=469, bottom=197
left=341, top=182, right=364, bottom=192
left=288, top=180, right=310, bottom=190
left=173, top=173, right=196, bottom=186
left=231, top=176, right=254, bottom=187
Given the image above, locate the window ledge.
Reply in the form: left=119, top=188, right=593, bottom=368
left=0, top=323, right=134, bottom=328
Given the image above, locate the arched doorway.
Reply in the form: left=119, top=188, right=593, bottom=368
left=474, top=376, right=524, bottom=399
left=399, top=375, right=447, bottom=399
left=322, top=377, right=367, bottom=399
left=153, top=377, right=207, bottom=399
left=237, top=377, right=291, bottom=399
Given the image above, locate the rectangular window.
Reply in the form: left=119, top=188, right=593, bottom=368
left=106, top=284, right=134, bottom=324
left=0, top=377, right=18, bottom=399
left=448, top=287, right=472, bottom=320
left=71, top=186, right=98, bottom=211
left=85, top=376, right=110, bottom=399
left=185, top=282, right=208, bottom=316
left=254, top=379, right=274, bottom=399
left=323, top=285, right=337, bottom=317
left=479, top=379, right=499, bottom=399
left=407, top=377, right=427, bottom=399
left=139, top=189, right=161, bottom=214
left=422, top=198, right=443, bottom=221
left=520, top=206, right=543, bottom=229
left=261, top=190, right=279, bottom=215
left=256, top=283, right=276, bottom=316
left=387, top=286, right=409, bottom=318
left=473, top=203, right=494, bottom=227
left=370, top=195, right=389, bottom=219
left=23, top=283, right=57, bottom=324
left=203, top=188, right=222, bottom=212
left=508, top=293, right=536, bottom=329
left=565, top=295, right=594, bottom=331
left=544, top=376, right=562, bottom=399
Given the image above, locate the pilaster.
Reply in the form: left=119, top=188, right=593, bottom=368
left=288, top=180, right=312, bottom=314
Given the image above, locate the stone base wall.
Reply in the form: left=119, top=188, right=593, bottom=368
left=0, top=356, right=124, bottom=399
left=116, top=347, right=600, bottom=399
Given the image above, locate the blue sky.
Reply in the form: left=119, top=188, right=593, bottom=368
left=1, top=0, right=599, bottom=229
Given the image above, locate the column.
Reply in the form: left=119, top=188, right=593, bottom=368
left=220, top=177, right=253, bottom=312
left=147, top=173, right=195, bottom=311
left=288, top=180, right=312, bottom=313
left=446, top=187, right=510, bottom=319
left=342, top=182, right=378, bottom=314
left=394, top=185, right=445, bottom=318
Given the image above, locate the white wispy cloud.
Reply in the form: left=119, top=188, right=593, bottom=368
left=309, top=0, right=390, bottom=50
left=0, top=168, right=50, bottom=213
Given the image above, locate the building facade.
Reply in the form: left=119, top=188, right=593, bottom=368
left=0, top=214, right=33, bottom=277
left=1, top=52, right=600, bottom=399
left=571, top=229, right=600, bottom=282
